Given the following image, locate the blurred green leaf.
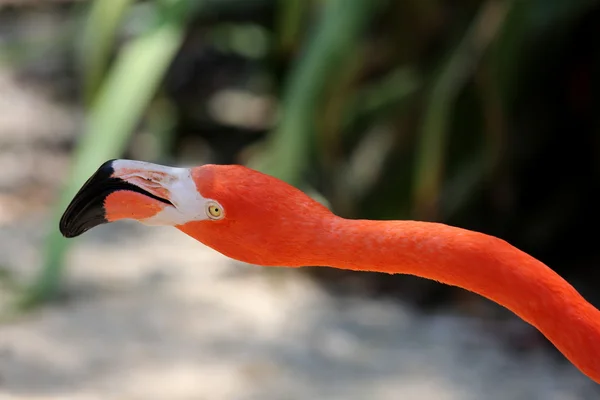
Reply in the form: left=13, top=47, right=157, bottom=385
left=343, top=67, right=421, bottom=131
left=276, top=0, right=307, bottom=56
left=22, top=0, right=196, bottom=308
left=79, top=0, right=136, bottom=105
left=412, top=0, right=510, bottom=220
left=252, top=0, right=382, bottom=186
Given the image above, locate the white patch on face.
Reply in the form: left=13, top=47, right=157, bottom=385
left=112, top=159, right=213, bottom=226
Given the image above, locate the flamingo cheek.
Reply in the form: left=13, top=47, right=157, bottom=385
left=104, top=191, right=166, bottom=222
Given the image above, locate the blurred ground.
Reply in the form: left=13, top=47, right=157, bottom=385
left=1, top=222, right=598, bottom=400
left=0, top=62, right=598, bottom=400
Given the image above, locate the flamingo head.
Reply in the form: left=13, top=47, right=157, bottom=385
left=59, top=159, right=333, bottom=265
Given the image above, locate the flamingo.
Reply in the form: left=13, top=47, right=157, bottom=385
left=59, top=159, right=600, bottom=384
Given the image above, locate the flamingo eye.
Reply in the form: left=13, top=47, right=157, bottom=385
left=206, top=201, right=224, bottom=220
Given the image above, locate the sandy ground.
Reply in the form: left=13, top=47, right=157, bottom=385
left=0, top=213, right=598, bottom=400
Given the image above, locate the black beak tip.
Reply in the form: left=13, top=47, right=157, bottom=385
left=59, top=217, right=93, bottom=238
left=59, top=160, right=117, bottom=239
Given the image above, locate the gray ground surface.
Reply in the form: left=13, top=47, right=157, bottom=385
left=0, top=218, right=598, bottom=400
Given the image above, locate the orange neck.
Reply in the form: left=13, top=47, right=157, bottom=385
left=309, top=218, right=600, bottom=384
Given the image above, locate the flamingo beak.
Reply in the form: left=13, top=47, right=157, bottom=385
left=59, top=159, right=173, bottom=238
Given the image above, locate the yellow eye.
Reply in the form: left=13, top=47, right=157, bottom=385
left=206, top=202, right=223, bottom=219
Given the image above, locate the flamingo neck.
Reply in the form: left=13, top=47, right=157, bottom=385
left=310, top=217, right=600, bottom=384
